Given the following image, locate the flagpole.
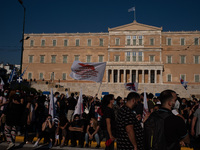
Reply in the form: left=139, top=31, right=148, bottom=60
left=95, top=82, right=102, bottom=99
left=134, top=7, right=136, bottom=21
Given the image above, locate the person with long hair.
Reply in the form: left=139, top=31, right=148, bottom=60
left=101, top=94, right=116, bottom=150
left=85, top=118, right=100, bottom=148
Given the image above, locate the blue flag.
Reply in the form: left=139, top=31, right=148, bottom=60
left=8, top=68, right=16, bottom=83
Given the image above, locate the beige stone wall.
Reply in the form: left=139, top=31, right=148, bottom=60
left=23, top=22, right=200, bottom=95
left=31, top=82, right=200, bottom=99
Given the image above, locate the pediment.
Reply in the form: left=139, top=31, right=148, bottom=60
left=108, top=21, right=162, bottom=31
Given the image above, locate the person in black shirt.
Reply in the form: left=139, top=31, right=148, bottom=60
left=68, top=114, right=84, bottom=147
left=3, top=94, right=24, bottom=150
left=85, top=118, right=100, bottom=148
left=117, top=92, right=143, bottom=150
left=33, top=115, right=54, bottom=149
left=101, top=94, right=116, bottom=150
left=67, top=93, right=77, bottom=122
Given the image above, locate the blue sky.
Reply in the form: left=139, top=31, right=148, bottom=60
left=0, top=0, right=200, bottom=64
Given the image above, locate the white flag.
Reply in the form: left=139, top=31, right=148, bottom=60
left=74, top=89, right=83, bottom=116
left=70, top=61, right=106, bottom=83
left=49, top=88, right=56, bottom=118
left=128, top=7, right=135, bottom=12
left=142, top=88, right=148, bottom=121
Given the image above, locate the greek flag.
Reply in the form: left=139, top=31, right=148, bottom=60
left=20, top=66, right=28, bottom=77
left=128, top=7, right=135, bottom=12
left=8, top=68, right=16, bottom=83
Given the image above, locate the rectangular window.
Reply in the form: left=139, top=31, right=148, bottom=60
left=62, top=73, right=66, bottom=80
left=180, top=55, right=186, bottom=64
left=194, top=38, right=199, bottom=45
left=149, top=55, right=155, bottom=62
left=127, top=36, right=131, bottom=46
left=100, top=38, right=104, bottom=46
left=167, top=56, right=172, bottom=64
left=126, top=52, right=130, bottom=62
left=167, top=38, right=172, bottom=46
left=39, top=73, right=43, bottom=80
left=114, top=55, right=120, bottom=62
left=29, top=55, right=33, bottom=63
left=98, top=55, right=104, bottom=62
left=115, top=38, right=120, bottom=46
left=180, top=38, right=185, bottom=45
left=28, top=73, right=32, bottom=80
left=41, top=40, right=45, bottom=46
left=40, top=55, right=45, bottom=63
left=63, top=55, right=68, bottom=63
left=87, top=39, right=92, bottom=46
left=86, top=55, right=91, bottom=63
left=132, top=52, right=136, bottom=62
left=167, top=74, right=172, bottom=82
left=51, top=55, right=56, bottom=63
left=75, top=55, right=79, bottom=61
left=64, top=39, right=68, bottom=46
left=133, top=36, right=136, bottom=46
left=30, top=40, right=34, bottom=47
left=194, top=56, right=199, bottom=64
left=53, top=40, right=56, bottom=46
left=76, top=39, right=80, bottom=46
left=139, top=36, right=143, bottom=46
left=138, top=52, right=143, bottom=62
left=150, top=38, right=154, bottom=46
left=180, top=74, right=186, bottom=81
left=195, top=75, right=200, bottom=82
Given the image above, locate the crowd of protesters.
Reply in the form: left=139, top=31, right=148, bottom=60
left=0, top=88, right=200, bottom=150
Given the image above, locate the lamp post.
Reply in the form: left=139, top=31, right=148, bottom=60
left=18, top=0, right=26, bottom=74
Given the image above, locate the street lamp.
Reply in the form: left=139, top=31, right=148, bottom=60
left=18, top=0, right=26, bottom=74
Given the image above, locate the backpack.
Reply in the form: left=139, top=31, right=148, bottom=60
left=144, top=109, right=173, bottom=150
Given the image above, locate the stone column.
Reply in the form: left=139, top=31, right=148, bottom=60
left=155, top=70, right=157, bottom=83
left=130, top=70, right=132, bottom=83
left=142, top=70, right=144, bottom=83
left=136, top=69, right=138, bottom=83
left=124, top=69, right=126, bottom=83
left=106, top=69, right=108, bottom=83
left=148, top=69, right=151, bottom=83
left=160, top=69, right=163, bottom=83
left=112, top=69, right=114, bottom=83
left=118, top=69, right=120, bottom=83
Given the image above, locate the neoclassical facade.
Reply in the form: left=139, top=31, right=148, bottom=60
left=23, top=21, right=200, bottom=97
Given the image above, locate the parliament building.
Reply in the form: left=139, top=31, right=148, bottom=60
left=23, top=21, right=200, bottom=98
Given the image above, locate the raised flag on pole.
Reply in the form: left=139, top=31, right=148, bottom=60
left=74, top=89, right=84, bottom=117
left=70, top=61, right=106, bottom=83
left=142, top=88, right=148, bottom=121
left=124, top=82, right=138, bottom=92
left=49, top=88, right=56, bottom=118
left=20, top=66, right=28, bottom=77
left=128, top=7, right=135, bottom=12
left=8, top=68, right=16, bottom=83
left=180, top=78, right=188, bottom=90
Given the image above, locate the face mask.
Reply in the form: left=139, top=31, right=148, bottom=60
left=4, top=93, right=7, bottom=96
left=57, top=95, right=60, bottom=98
left=113, top=101, right=117, bottom=105
left=16, top=92, right=20, bottom=95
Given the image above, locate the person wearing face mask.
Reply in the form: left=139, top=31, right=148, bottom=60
left=68, top=114, right=84, bottom=147
left=116, top=92, right=143, bottom=150
left=33, top=115, right=54, bottom=148
left=144, top=90, right=190, bottom=150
